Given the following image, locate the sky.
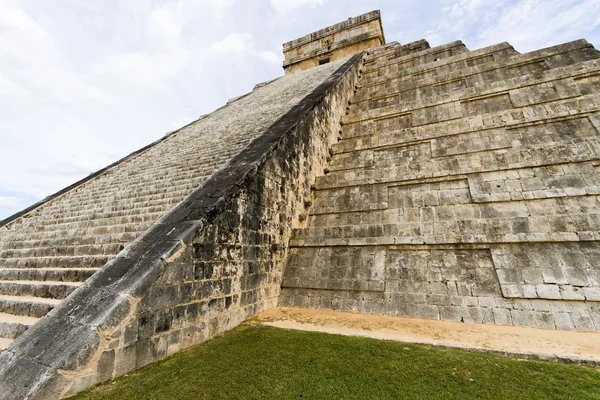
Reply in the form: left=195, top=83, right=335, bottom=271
left=1, top=0, right=599, bottom=219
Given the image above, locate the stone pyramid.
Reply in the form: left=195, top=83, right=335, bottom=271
left=1, top=10, right=600, bottom=399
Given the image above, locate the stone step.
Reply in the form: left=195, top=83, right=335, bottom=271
left=316, top=140, right=600, bottom=191
left=0, top=268, right=99, bottom=282
left=361, top=40, right=468, bottom=75
left=357, top=42, right=518, bottom=97
left=0, top=243, right=123, bottom=259
left=362, top=40, right=431, bottom=65
left=24, top=196, right=182, bottom=222
left=30, top=204, right=173, bottom=224
left=291, top=211, right=600, bottom=246
left=349, top=58, right=598, bottom=122
left=65, top=170, right=205, bottom=195
left=10, top=211, right=164, bottom=234
left=340, top=104, right=600, bottom=154
left=329, top=120, right=600, bottom=176
left=36, top=186, right=193, bottom=214
left=0, top=222, right=148, bottom=242
left=359, top=39, right=598, bottom=88
left=306, top=189, right=600, bottom=226
left=335, top=93, right=600, bottom=156
left=0, top=232, right=138, bottom=251
left=34, top=181, right=193, bottom=207
left=0, top=312, right=38, bottom=339
left=0, top=255, right=111, bottom=269
left=344, top=59, right=600, bottom=127
left=42, top=180, right=201, bottom=210
left=15, top=203, right=172, bottom=226
left=352, top=44, right=520, bottom=105
left=0, top=294, right=60, bottom=318
left=359, top=46, right=598, bottom=99
left=0, top=280, right=82, bottom=300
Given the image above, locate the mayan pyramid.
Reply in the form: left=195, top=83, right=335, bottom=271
left=1, top=10, right=600, bottom=399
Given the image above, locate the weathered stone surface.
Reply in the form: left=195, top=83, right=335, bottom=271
left=281, top=35, right=600, bottom=333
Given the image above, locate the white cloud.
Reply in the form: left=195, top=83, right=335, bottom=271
left=257, top=50, right=283, bottom=65
left=206, top=32, right=283, bottom=65
left=92, top=51, right=191, bottom=89
left=208, top=33, right=254, bottom=55
left=270, top=0, right=326, bottom=14
left=0, top=196, right=23, bottom=210
left=0, top=196, right=27, bottom=219
left=426, top=0, right=600, bottom=51
left=0, top=0, right=598, bottom=219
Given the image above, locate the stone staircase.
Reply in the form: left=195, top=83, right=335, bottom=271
left=0, top=114, right=246, bottom=351
left=281, top=38, right=600, bottom=331
left=0, top=59, right=352, bottom=354
left=0, top=125, right=262, bottom=348
left=0, top=152, right=215, bottom=349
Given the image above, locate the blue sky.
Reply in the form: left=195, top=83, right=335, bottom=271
left=1, top=0, right=599, bottom=219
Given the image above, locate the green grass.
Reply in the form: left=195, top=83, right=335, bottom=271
left=75, top=325, right=600, bottom=400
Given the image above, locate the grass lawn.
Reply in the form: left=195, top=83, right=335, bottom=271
left=74, top=325, right=600, bottom=400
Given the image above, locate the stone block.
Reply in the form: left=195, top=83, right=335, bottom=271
left=510, top=310, right=534, bottom=327
left=534, top=284, right=562, bottom=299
left=415, top=304, right=440, bottom=320
left=531, top=311, right=555, bottom=329
left=553, top=313, right=575, bottom=330
left=582, top=287, right=600, bottom=301
left=439, top=306, right=462, bottom=322
left=559, top=285, right=586, bottom=300
left=96, top=350, right=115, bottom=384
left=461, top=307, right=484, bottom=324
left=571, top=311, right=596, bottom=331
left=492, top=308, right=512, bottom=325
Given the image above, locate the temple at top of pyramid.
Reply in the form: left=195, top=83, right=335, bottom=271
left=282, top=10, right=385, bottom=74
left=2, top=10, right=600, bottom=399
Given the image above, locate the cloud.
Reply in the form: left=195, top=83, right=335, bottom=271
left=0, top=196, right=24, bottom=210
left=257, top=50, right=283, bottom=65
left=0, top=0, right=598, bottom=220
left=425, top=0, right=600, bottom=51
left=92, top=51, right=191, bottom=90
left=0, top=195, right=28, bottom=219
left=206, top=32, right=283, bottom=65
left=270, top=0, right=326, bottom=14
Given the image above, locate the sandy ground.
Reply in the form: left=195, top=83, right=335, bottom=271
left=253, top=307, right=600, bottom=365
left=0, top=338, right=12, bottom=350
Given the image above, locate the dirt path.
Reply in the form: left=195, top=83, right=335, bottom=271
left=253, top=307, right=600, bottom=365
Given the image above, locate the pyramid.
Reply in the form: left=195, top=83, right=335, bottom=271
left=1, top=10, right=600, bottom=399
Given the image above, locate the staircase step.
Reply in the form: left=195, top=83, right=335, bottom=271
left=362, top=41, right=468, bottom=74
left=39, top=184, right=199, bottom=211
left=0, top=223, right=148, bottom=242
left=14, top=203, right=172, bottom=226
left=0, top=232, right=138, bottom=251
left=359, top=39, right=597, bottom=88
left=0, top=280, right=82, bottom=300
left=0, top=243, right=123, bottom=259
left=0, top=312, right=38, bottom=339
left=0, top=294, right=60, bottom=318
left=0, top=268, right=99, bottom=282
left=24, top=197, right=181, bottom=222
left=0, top=255, right=111, bottom=269
left=36, top=190, right=190, bottom=215
left=9, top=211, right=165, bottom=234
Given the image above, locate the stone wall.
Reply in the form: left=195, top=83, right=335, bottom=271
left=0, top=54, right=362, bottom=400
left=281, top=38, right=600, bottom=332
